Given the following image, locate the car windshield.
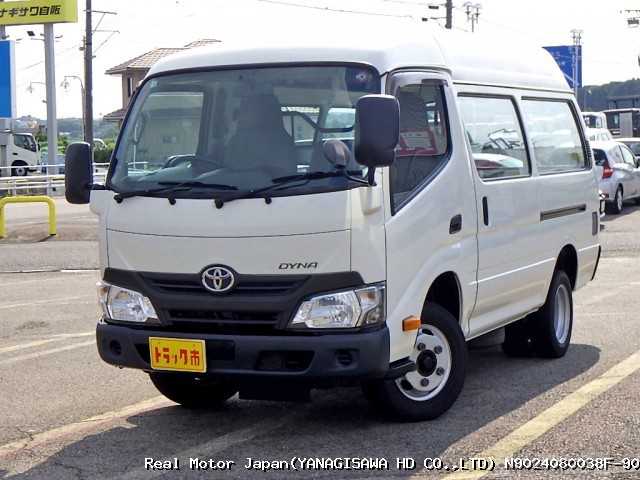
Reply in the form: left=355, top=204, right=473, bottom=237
left=623, top=141, right=640, bottom=156
left=109, top=65, right=379, bottom=198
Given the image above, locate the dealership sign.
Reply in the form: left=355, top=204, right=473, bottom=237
left=0, top=0, right=77, bottom=26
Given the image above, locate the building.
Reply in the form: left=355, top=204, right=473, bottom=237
left=103, top=39, right=220, bottom=124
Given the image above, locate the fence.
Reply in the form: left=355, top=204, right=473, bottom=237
left=0, top=163, right=109, bottom=197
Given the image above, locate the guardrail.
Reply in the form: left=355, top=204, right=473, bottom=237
left=0, top=195, right=57, bottom=239
left=0, top=163, right=109, bottom=197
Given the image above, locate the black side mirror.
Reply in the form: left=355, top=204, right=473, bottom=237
left=355, top=94, right=400, bottom=182
left=65, top=142, right=93, bottom=204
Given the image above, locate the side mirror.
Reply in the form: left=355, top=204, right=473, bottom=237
left=355, top=95, right=400, bottom=178
left=65, top=142, right=93, bottom=204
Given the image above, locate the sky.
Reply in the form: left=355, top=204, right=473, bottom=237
left=5, top=0, right=640, bottom=119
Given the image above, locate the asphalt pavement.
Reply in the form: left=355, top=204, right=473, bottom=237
left=1, top=200, right=640, bottom=479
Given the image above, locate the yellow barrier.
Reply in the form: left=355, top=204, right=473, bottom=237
left=0, top=196, right=57, bottom=239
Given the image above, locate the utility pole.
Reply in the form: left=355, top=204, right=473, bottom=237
left=571, top=29, right=583, bottom=99
left=445, top=0, right=453, bottom=29
left=44, top=24, right=58, bottom=171
left=84, top=0, right=93, bottom=148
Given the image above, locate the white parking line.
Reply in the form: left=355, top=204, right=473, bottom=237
left=118, top=411, right=302, bottom=480
left=0, top=340, right=96, bottom=366
left=0, top=295, right=93, bottom=310
left=0, top=397, right=171, bottom=460
left=0, top=332, right=94, bottom=355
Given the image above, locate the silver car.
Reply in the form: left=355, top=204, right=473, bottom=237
left=592, top=140, right=640, bottom=214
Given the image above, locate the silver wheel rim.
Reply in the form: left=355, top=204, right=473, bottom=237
left=617, top=189, right=623, bottom=211
left=396, top=325, right=452, bottom=401
left=554, top=284, right=571, bottom=344
left=15, top=167, right=26, bottom=176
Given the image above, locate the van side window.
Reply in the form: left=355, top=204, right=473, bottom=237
left=390, top=83, right=449, bottom=211
left=458, top=96, right=529, bottom=180
left=521, top=99, right=587, bottom=174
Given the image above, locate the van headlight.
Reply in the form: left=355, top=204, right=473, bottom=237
left=97, top=281, right=158, bottom=323
left=290, top=283, right=385, bottom=329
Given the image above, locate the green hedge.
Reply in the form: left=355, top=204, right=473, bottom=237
left=94, top=148, right=114, bottom=165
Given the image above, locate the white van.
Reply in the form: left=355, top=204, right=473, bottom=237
left=5, top=132, right=40, bottom=176
left=65, top=25, right=600, bottom=421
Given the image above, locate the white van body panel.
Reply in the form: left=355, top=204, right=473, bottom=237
left=150, top=24, right=568, bottom=93
left=384, top=71, right=478, bottom=361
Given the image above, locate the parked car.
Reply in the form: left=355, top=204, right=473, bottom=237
left=617, top=137, right=640, bottom=161
left=65, top=26, right=600, bottom=421
left=592, top=140, right=640, bottom=214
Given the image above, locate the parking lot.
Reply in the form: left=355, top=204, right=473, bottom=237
left=1, top=201, right=640, bottom=479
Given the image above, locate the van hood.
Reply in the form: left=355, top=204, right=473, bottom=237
left=105, top=191, right=352, bottom=275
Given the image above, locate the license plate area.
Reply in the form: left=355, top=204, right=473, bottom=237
left=149, top=337, right=206, bottom=373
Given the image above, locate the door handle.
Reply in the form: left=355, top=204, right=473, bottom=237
left=482, top=197, right=489, bottom=226
left=449, top=214, right=462, bottom=234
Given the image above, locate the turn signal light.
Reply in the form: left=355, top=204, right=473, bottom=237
left=402, top=316, right=421, bottom=331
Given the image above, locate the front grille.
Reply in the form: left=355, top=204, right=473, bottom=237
left=143, top=274, right=306, bottom=296
left=166, top=309, right=280, bottom=335
left=168, top=309, right=279, bottom=324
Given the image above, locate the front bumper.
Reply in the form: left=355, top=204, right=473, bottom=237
left=97, top=322, right=390, bottom=383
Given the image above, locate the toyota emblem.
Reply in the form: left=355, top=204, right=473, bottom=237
left=201, top=266, right=236, bottom=293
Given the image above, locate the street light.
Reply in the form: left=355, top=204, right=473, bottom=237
left=61, top=76, right=86, bottom=141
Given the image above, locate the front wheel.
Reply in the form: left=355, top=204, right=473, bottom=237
left=149, top=372, right=237, bottom=409
left=363, top=304, right=467, bottom=422
left=11, top=161, right=29, bottom=177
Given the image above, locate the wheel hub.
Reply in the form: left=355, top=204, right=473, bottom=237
left=396, top=325, right=453, bottom=401
left=417, top=350, right=438, bottom=377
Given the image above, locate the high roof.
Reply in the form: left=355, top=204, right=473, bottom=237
left=105, top=39, right=221, bottom=75
left=148, top=22, right=570, bottom=93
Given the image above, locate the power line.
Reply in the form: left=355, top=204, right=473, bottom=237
left=255, top=0, right=414, bottom=18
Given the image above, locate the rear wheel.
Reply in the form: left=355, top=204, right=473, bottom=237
left=149, top=372, right=237, bottom=409
left=363, top=304, right=466, bottom=422
left=502, top=270, right=573, bottom=358
left=610, top=186, right=624, bottom=214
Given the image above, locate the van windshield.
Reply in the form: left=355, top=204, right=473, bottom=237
left=109, top=65, right=379, bottom=198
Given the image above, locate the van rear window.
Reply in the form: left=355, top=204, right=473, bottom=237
left=593, top=149, right=607, bottom=166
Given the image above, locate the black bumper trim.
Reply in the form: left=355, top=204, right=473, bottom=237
left=97, top=323, right=390, bottom=382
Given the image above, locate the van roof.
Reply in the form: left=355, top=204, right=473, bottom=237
left=148, top=22, right=570, bottom=93
left=591, top=140, right=623, bottom=151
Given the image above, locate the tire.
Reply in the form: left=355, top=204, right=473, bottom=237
left=634, top=197, right=640, bottom=206
left=502, top=317, right=536, bottom=357
left=363, top=303, right=467, bottom=422
left=149, top=372, right=237, bottom=409
left=530, top=270, right=573, bottom=358
left=611, top=187, right=624, bottom=214
left=11, top=161, right=28, bottom=177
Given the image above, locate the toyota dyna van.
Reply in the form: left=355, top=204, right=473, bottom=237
left=66, top=25, right=600, bottom=421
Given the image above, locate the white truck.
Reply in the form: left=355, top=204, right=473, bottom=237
left=0, top=131, right=40, bottom=177
left=65, top=25, right=600, bottom=421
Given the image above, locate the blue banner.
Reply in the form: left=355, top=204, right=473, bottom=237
left=0, top=40, right=15, bottom=118
left=543, top=45, right=582, bottom=90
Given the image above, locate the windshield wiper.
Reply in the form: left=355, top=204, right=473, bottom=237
left=113, top=181, right=238, bottom=203
left=212, top=169, right=367, bottom=209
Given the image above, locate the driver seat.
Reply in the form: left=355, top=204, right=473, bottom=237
left=225, top=94, right=297, bottom=176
